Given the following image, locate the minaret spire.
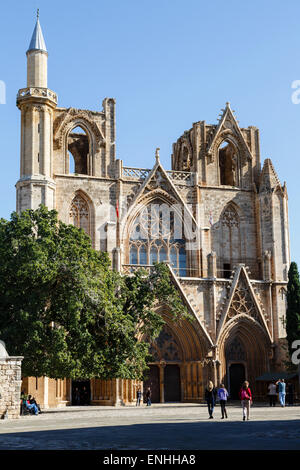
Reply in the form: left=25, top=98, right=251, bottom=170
left=26, top=10, right=48, bottom=87
left=27, top=10, right=47, bottom=54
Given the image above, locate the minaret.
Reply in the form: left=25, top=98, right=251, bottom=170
left=26, top=9, right=48, bottom=88
left=16, top=10, right=57, bottom=212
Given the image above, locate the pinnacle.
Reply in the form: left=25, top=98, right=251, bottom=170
left=27, top=13, right=47, bottom=53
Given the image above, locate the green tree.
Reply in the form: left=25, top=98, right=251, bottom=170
left=286, top=262, right=300, bottom=360
left=0, top=206, right=190, bottom=380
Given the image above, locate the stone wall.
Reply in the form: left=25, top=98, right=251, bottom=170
left=0, top=357, right=23, bottom=419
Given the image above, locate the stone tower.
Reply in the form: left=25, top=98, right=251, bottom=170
left=16, top=18, right=291, bottom=408
left=16, top=12, right=57, bottom=212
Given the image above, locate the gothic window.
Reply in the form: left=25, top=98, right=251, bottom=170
left=129, top=201, right=186, bottom=276
left=218, top=140, right=238, bottom=186
left=149, top=325, right=182, bottom=362
left=68, top=125, right=90, bottom=175
left=69, top=194, right=90, bottom=236
left=220, top=204, right=241, bottom=277
left=225, top=337, right=246, bottom=362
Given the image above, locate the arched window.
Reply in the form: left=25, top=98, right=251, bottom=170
left=182, top=146, right=192, bottom=171
left=69, top=193, right=90, bottom=236
left=130, top=245, right=138, bottom=265
left=139, top=244, right=147, bottom=265
left=68, top=125, right=90, bottom=175
left=218, top=140, right=238, bottom=186
left=150, top=245, right=158, bottom=264
left=128, top=200, right=187, bottom=276
left=160, top=246, right=167, bottom=262
left=220, top=204, right=241, bottom=278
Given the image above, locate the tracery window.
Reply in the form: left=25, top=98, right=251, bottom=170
left=149, top=325, right=183, bottom=362
left=225, top=337, right=246, bottom=362
left=129, top=201, right=186, bottom=276
left=220, top=204, right=241, bottom=278
left=69, top=194, right=90, bottom=236
left=227, top=277, right=259, bottom=322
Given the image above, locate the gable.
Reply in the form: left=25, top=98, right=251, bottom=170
left=121, top=156, right=199, bottom=245
left=206, top=103, right=252, bottom=161
left=216, top=265, right=272, bottom=342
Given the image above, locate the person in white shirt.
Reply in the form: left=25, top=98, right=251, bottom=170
left=268, top=382, right=277, bottom=407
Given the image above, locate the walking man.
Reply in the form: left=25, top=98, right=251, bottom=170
left=276, top=379, right=286, bottom=407
left=136, top=387, right=142, bottom=406
left=146, top=387, right=151, bottom=406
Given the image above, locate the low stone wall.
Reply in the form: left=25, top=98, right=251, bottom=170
left=0, top=356, right=23, bottom=419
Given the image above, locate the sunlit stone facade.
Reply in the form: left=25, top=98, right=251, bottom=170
left=16, top=17, right=290, bottom=407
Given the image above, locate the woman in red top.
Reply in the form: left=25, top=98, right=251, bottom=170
left=239, top=381, right=252, bottom=421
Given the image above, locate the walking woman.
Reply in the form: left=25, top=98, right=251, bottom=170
left=239, top=380, right=252, bottom=421
left=217, top=383, right=229, bottom=419
left=205, top=381, right=217, bottom=419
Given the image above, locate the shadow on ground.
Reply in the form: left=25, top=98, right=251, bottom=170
left=0, top=418, right=300, bottom=450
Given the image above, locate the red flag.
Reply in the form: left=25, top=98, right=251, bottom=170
left=116, top=201, right=119, bottom=220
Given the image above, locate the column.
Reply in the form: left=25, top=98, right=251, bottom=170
left=159, top=361, right=166, bottom=403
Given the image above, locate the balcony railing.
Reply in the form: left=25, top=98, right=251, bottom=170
left=122, top=167, right=194, bottom=185
left=166, top=170, right=194, bottom=184
left=122, top=264, right=189, bottom=277
left=122, top=264, right=154, bottom=275
left=122, top=167, right=152, bottom=180
left=17, top=87, right=58, bottom=104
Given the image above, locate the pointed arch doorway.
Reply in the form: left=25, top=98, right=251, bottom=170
left=145, top=324, right=183, bottom=403
left=228, top=363, right=245, bottom=399
left=219, top=315, right=272, bottom=401
left=225, top=336, right=247, bottom=399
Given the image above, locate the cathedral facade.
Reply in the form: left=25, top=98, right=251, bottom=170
left=17, top=17, right=290, bottom=407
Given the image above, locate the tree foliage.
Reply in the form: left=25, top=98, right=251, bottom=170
left=0, top=206, right=190, bottom=380
left=286, top=261, right=300, bottom=359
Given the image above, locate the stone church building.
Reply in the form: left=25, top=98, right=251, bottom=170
left=17, top=17, right=290, bottom=407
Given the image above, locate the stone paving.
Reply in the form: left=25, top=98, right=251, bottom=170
left=0, top=403, right=299, bottom=450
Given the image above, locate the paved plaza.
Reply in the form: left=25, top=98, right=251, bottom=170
left=0, top=403, right=299, bottom=451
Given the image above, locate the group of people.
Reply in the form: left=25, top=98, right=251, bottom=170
left=267, top=379, right=294, bottom=407
left=205, top=378, right=296, bottom=421
left=136, top=387, right=151, bottom=406
left=73, top=386, right=90, bottom=406
left=205, top=380, right=252, bottom=421
left=20, top=392, right=41, bottom=416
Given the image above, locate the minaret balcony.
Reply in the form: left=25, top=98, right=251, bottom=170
left=16, top=87, right=57, bottom=106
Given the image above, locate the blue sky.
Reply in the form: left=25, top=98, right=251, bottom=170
left=1, top=0, right=300, bottom=268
